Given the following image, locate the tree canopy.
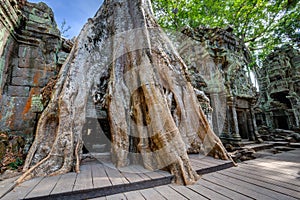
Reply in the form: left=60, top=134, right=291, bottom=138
left=152, top=0, right=300, bottom=62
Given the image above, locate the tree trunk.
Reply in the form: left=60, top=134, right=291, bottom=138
left=17, top=0, right=231, bottom=185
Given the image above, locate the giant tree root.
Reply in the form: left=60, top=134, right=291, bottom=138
left=10, top=0, right=233, bottom=191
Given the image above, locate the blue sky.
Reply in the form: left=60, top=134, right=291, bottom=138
left=28, top=0, right=104, bottom=38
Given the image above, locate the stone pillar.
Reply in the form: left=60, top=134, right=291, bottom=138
left=246, top=109, right=255, bottom=141
left=265, top=111, right=273, bottom=129
left=250, top=103, right=263, bottom=143
left=210, top=92, right=221, bottom=136
left=219, top=105, right=230, bottom=142
left=287, top=96, right=300, bottom=128
left=228, top=96, right=241, bottom=144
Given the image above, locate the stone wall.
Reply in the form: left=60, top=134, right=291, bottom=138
left=181, top=27, right=261, bottom=144
left=0, top=0, right=23, bottom=97
left=0, top=1, right=71, bottom=139
left=257, top=45, right=300, bottom=131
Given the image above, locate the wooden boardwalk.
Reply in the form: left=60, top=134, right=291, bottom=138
left=0, top=154, right=234, bottom=200
left=89, top=148, right=300, bottom=200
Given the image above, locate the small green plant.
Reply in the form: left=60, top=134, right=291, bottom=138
left=8, top=158, right=24, bottom=170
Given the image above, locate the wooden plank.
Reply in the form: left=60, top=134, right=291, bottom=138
left=25, top=175, right=61, bottom=199
left=130, top=165, right=167, bottom=180
left=1, top=177, right=43, bottom=200
left=243, top=162, right=299, bottom=177
left=106, top=193, right=127, bottom=200
left=124, top=190, right=146, bottom=200
left=139, top=188, right=165, bottom=200
left=0, top=176, right=19, bottom=199
left=224, top=168, right=300, bottom=196
left=189, top=154, right=233, bottom=167
left=129, top=165, right=153, bottom=180
left=197, top=178, right=253, bottom=200
left=272, top=149, right=300, bottom=157
left=244, top=160, right=299, bottom=176
left=230, top=164, right=300, bottom=192
left=121, top=171, right=145, bottom=183
left=156, top=169, right=172, bottom=177
left=104, top=165, right=129, bottom=185
left=189, top=158, right=211, bottom=169
left=189, top=155, right=234, bottom=175
left=212, top=172, right=289, bottom=200
left=189, top=158, right=212, bottom=167
left=169, top=184, right=207, bottom=200
left=238, top=163, right=300, bottom=184
left=188, top=183, right=230, bottom=200
left=51, top=172, right=77, bottom=194
left=263, top=154, right=300, bottom=164
left=143, top=171, right=168, bottom=180
left=119, top=165, right=140, bottom=173
left=189, top=156, right=213, bottom=167
left=92, top=164, right=112, bottom=188
left=219, top=170, right=299, bottom=199
left=210, top=172, right=280, bottom=199
left=203, top=173, right=274, bottom=200
left=200, top=156, right=231, bottom=166
left=245, top=158, right=300, bottom=168
left=117, top=164, right=155, bottom=182
left=154, top=185, right=187, bottom=200
left=73, top=164, right=93, bottom=191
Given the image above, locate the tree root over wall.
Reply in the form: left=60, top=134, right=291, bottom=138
left=3, top=1, right=234, bottom=195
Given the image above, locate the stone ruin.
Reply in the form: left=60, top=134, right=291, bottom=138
left=1, top=0, right=299, bottom=175
left=0, top=0, right=72, bottom=173
left=256, top=44, right=300, bottom=141
left=180, top=27, right=262, bottom=145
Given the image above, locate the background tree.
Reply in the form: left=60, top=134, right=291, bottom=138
left=60, top=18, right=71, bottom=38
left=152, top=0, right=300, bottom=62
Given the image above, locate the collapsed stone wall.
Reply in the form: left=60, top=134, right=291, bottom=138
left=257, top=45, right=300, bottom=132
left=0, top=0, right=72, bottom=173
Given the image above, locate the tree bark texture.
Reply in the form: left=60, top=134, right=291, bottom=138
left=17, top=0, right=231, bottom=185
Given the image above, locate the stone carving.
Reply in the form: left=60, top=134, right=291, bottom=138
left=256, top=44, right=300, bottom=132
left=180, top=27, right=261, bottom=144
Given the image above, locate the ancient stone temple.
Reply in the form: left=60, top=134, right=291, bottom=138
left=256, top=45, right=300, bottom=130
left=181, top=27, right=262, bottom=144
left=0, top=0, right=71, bottom=168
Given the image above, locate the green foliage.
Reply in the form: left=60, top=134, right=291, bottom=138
left=152, top=0, right=300, bottom=62
left=8, top=158, right=23, bottom=170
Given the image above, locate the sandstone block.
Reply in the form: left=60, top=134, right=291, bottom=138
left=7, top=85, right=30, bottom=97
left=12, top=68, right=54, bottom=87
left=0, top=96, right=36, bottom=131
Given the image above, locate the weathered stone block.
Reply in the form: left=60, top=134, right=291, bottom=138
left=12, top=66, right=33, bottom=78
left=12, top=67, right=54, bottom=87
left=0, top=95, right=37, bottom=131
left=7, top=85, right=30, bottom=97
left=236, top=99, right=249, bottom=109
left=18, top=45, right=56, bottom=71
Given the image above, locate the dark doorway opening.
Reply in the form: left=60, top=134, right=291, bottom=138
left=237, top=110, right=249, bottom=139
left=82, top=117, right=111, bottom=154
left=274, top=116, right=289, bottom=129
left=271, top=92, right=292, bottom=109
